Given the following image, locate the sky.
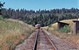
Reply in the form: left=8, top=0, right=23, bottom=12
left=0, top=0, right=79, bottom=10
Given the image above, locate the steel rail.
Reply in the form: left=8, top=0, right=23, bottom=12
left=32, top=29, right=39, bottom=50
left=42, top=30, right=58, bottom=50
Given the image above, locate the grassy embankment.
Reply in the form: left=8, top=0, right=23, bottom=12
left=0, top=17, right=35, bottom=50
left=43, top=19, right=79, bottom=45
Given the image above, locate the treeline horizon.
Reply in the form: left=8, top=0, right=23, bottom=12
left=1, top=8, right=79, bottom=26
left=2, top=7, right=79, bottom=11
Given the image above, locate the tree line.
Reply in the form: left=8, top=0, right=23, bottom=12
left=1, top=8, right=79, bottom=27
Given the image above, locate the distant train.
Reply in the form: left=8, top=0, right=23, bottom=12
left=35, top=24, right=41, bottom=29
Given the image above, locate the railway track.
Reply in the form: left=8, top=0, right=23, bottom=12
left=33, top=29, right=57, bottom=50
left=15, top=29, right=77, bottom=50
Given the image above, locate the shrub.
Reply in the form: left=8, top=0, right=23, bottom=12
left=58, top=25, right=70, bottom=33
left=0, top=16, right=3, bottom=20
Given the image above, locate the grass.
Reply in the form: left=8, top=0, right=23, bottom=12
left=0, top=16, right=4, bottom=20
left=0, top=19, right=35, bottom=50
left=57, top=25, right=71, bottom=33
left=43, top=19, right=79, bottom=45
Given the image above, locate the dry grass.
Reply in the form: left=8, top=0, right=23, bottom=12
left=43, top=19, right=77, bottom=32
left=43, top=23, right=58, bottom=31
left=0, top=19, right=35, bottom=50
left=43, top=19, right=79, bottom=45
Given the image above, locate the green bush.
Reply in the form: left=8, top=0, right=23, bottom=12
left=0, top=16, right=3, bottom=20
left=58, top=25, right=70, bottom=33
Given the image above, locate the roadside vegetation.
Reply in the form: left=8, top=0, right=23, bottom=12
left=0, top=16, right=35, bottom=50
left=57, top=25, right=71, bottom=33
left=43, top=19, right=79, bottom=46
left=2, top=8, right=79, bottom=27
